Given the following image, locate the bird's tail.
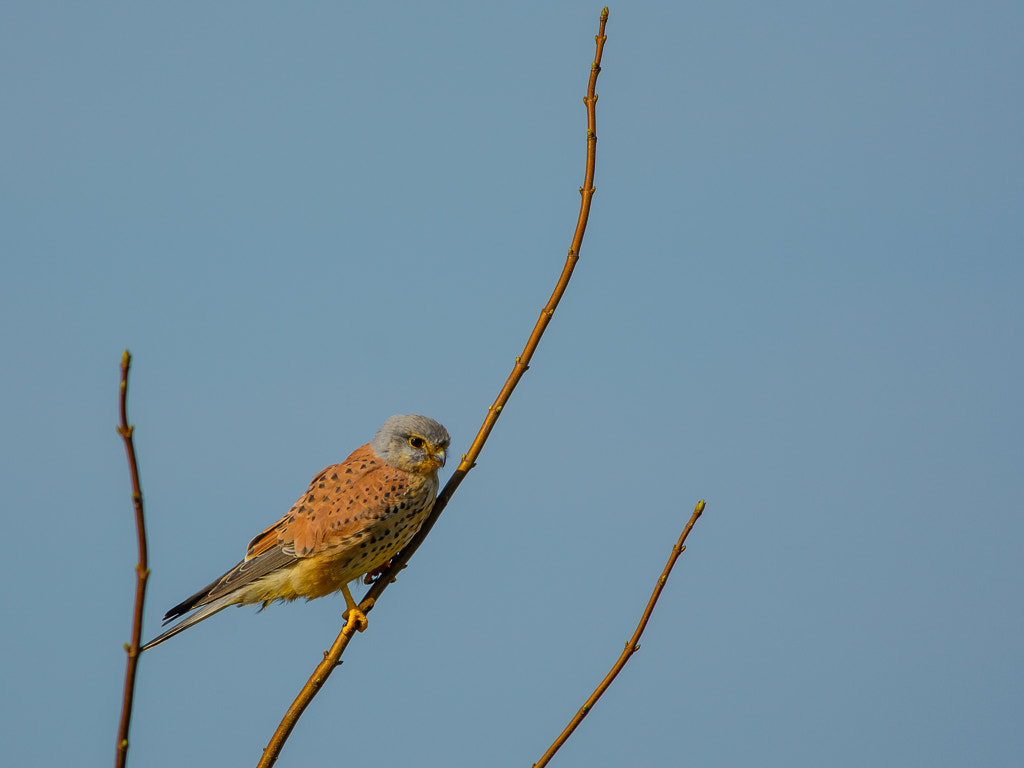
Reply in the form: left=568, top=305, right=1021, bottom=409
left=140, top=594, right=238, bottom=652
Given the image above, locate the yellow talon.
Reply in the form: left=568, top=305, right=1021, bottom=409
left=341, top=584, right=370, bottom=631
left=345, top=606, right=368, bottom=632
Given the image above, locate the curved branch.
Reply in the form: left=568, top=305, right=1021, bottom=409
left=257, top=9, right=611, bottom=767
left=533, top=499, right=706, bottom=768
left=115, top=350, right=150, bottom=768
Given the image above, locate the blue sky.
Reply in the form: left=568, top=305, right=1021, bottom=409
left=2, top=2, right=1022, bottom=766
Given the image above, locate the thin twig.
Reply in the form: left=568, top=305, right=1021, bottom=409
left=115, top=350, right=150, bottom=768
left=533, top=499, right=706, bottom=768
left=256, top=9, right=610, bottom=767
left=258, top=606, right=368, bottom=763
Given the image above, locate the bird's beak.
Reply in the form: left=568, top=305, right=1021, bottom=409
left=435, top=447, right=447, bottom=468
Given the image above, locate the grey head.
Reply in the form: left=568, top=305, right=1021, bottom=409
left=370, top=414, right=450, bottom=475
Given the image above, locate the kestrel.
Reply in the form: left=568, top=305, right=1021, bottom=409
left=142, top=414, right=450, bottom=651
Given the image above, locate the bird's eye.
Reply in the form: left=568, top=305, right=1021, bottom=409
left=409, top=436, right=426, bottom=449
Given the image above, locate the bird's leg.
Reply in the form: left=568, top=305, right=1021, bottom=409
left=340, top=584, right=369, bottom=632
left=362, top=558, right=407, bottom=585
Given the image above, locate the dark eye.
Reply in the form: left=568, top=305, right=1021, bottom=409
left=409, top=436, right=425, bottom=449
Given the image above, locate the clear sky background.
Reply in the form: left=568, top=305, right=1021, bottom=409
left=2, top=2, right=1022, bottom=766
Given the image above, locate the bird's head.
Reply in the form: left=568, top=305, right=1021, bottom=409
left=371, top=414, right=450, bottom=475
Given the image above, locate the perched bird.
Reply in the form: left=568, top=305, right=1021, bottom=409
left=142, top=414, right=450, bottom=651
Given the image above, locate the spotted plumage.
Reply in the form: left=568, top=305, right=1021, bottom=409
left=142, top=414, right=449, bottom=651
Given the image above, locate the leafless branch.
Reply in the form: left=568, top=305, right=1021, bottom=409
left=114, top=350, right=150, bottom=768
left=533, top=499, right=706, bottom=767
left=256, top=9, right=611, bottom=766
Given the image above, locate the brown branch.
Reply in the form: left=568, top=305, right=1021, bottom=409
left=258, top=606, right=368, bottom=763
left=533, top=499, right=706, bottom=768
left=115, top=350, right=150, bottom=768
left=256, top=9, right=610, bottom=767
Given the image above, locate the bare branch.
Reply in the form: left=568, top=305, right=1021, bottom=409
left=533, top=499, right=706, bottom=768
left=258, top=606, right=369, bottom=763
left=256, top=9, right=611, bottom=766
left=115, top=350, right=150, bottom=768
